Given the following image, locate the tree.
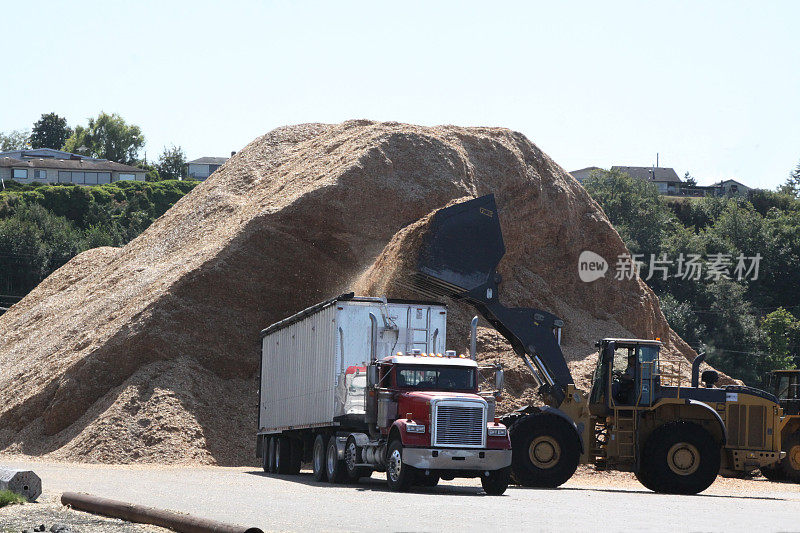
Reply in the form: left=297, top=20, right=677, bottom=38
left=779, top=160, right=800, bottom=198
left=684, top=171, right=698, bottom=187
left=760, top=308, right=799, bottom=372
left=63, top=112, right=145, bottom=164
left=156, top=145, right=187, bottom=180
left=0, top=130, right=30, bottom=151
left=30, top=113, right=71, bottom=150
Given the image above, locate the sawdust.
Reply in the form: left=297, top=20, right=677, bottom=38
left=0, top=120, right=728, bottom=465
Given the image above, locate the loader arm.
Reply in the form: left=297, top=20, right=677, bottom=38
left=410, top=195, right=573, bottom=407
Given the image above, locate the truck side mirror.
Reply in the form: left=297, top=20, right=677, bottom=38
left=367, top=365, right=379, bottom=388
left=495, top=369, right=504, bottom=391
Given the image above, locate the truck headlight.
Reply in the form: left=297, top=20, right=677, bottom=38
left=406, top=423, right=426, bottom=433
left=487, top=426, right=507, bottom=437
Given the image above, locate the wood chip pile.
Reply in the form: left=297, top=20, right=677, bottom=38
left=0, top=120, right=728, bottom=465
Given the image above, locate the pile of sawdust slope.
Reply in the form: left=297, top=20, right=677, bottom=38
left=0, top=120, right=721, bottom=466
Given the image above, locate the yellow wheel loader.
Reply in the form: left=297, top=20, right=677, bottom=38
left=410, top=194, right=785, bottom=494
left=761, top=370, right=800, bottom=481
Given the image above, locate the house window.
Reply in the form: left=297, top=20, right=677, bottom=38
left=84, top=172, right=98, bottom=185
left=207, top=164, right=219, bottom=175
left=72, top=172, right=85, bottom=184
left=58, top=171, right=71, bottom=183
left=34, top=169, right=47, bottom=180
left=97, top=172, right=111, bottom=184
left=117, top=173, right=135, bottom=181
left=12, top=169, right=28, bottom=179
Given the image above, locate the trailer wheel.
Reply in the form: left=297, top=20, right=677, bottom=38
left=509, top=413, right=580, bottom=488
left=344, top=437, right=371, bottom=482
left=268, top=436, right=278, bottom=474
left=780, top=432, right=800, bottom=482
left=326, top=438, right=347, bottom=483
left=276, top=436, right=292, bottom=474
left=261, top=437, right=269, bottom=473
left=386, top=439, right=414, bottom=492
left=641, top=421, right=720, bottom=494
left=312, top=434, right=328, bottom=482
left=481, top=467, right=511, bottom=496
left=288, top=438, right=303, bottom=475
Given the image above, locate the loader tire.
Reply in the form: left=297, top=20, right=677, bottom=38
left=761, top=465, right=784, bottom=481
left=312, top=434, right=328, bottom=482
left=780, top=432, right=800, bottom=482
left=509, top=413, right=580, bottom=488
left=275, top=436, right=292, bottom=474
left=641, top=421, right=720, bottom=494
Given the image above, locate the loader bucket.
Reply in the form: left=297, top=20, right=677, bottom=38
left=415, top=194, right=506, bottom=299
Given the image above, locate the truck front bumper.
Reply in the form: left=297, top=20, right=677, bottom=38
left=402, top=447, right=512, bottom=471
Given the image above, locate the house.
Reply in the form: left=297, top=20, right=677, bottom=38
left=713, top=179, right=750, bottom=196
left=569, top=166, right=603, bottom=183
left=0, top=148, right=102, bottom=162
left=187, top=156, right=229, bottom=180
left=0, top=156, right=146, bottom=185
left=611, top=165, right=683, bottom=195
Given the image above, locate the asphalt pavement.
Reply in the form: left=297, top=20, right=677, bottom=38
left=2, top=460, right=799, bottom=532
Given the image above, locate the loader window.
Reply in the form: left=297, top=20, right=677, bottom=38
left=397, top=365, right=475, bottom=392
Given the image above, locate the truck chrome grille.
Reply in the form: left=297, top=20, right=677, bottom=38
left=433, top=404, right=485, bottom=447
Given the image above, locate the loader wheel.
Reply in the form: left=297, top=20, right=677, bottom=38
left=344, top=437, right=371, bottom=482
left=312, top=434, right=328, bottom=482
left=386, top=439, right=415, bottom=492
left=761, top=465, right=784, bottom=482
left=509, top=413, right=580, bottom=488
left=780, top=432, right=800, bottom=482
left=275, top=436, right=292, bottom=474
left=641, top=421, right=720, bottom=494
left=326, top=438, right=347, bottom=483
left=481, top=467, right=511, bottom=496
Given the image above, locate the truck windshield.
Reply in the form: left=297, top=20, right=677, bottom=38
left=397, top=365, right=475, bottom=391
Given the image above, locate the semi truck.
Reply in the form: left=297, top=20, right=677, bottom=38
left=257, top=295, right=512, bottom=494
left=407, top=194, right=786, bottom=494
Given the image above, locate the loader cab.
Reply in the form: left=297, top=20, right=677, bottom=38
left=589, top=338, right=663, bottom=415
left=764, top=370, right=800, bottom=415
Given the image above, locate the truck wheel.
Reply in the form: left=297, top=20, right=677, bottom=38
left=386, top=439, right=414, bottom=492
left=261, top=437, right=269, bottom=473
left=275, top=436, right=292, bottom=474
left=416, top=472, right=440, bottom=487
left=326, top=438, right=347, bottom=483
left=288, top=438, right=303, bottom=475
left=345, top=437, right=371, bottom=482
left=481, top=467, right=511, bottom=496
left=268, top=436, right=277, bottom=474
left=312, top=434, right=328, bottom=482
left=780, top=432, right=800, bottom=482
left=642, top=421, right=720, bottom=494
left=509, top=413, right=580, bottom=487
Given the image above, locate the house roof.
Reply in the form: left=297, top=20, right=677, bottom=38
left=611, top=166, right=682, bottom=183
left=0, top=157, right=144, bottom=173
left=713, top=179, right=749, bottom=188
left=188, top=157, right=228, bottom=165
left=0, top=148, right=102, bottom=161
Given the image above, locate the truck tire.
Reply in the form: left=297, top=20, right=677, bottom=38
left=326, top=438, right=347, bottom=483
left=641, top=421, right=720, bottom=494
left=312, top=434, right=328, bottom=482
left=416, top=472, right=440, bottom=487
left=509, top=413, right=580, bottom=488
left=386, top=439, right=414, bottom=492
left=780, top=431, right=800, bottom=482
left=288, top=438, right=303, bottom=475
left=268, top=436, right=277, bottom=474
left=761, top=465, right=784, bottom=481
left=481, top=467, right=511, bottom=496
left=261, top=436, right=269, bottom=473
left=275, top=436, right=292, bottom=474
left=344, top=437, right=371, bottom=482
left=634, top=465, right=656, bottom=491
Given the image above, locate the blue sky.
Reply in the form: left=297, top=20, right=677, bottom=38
left=2, top=1, right=798, bottom=188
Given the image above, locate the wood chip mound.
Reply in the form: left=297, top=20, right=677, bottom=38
left=0, top=120, right=730, bottom=465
